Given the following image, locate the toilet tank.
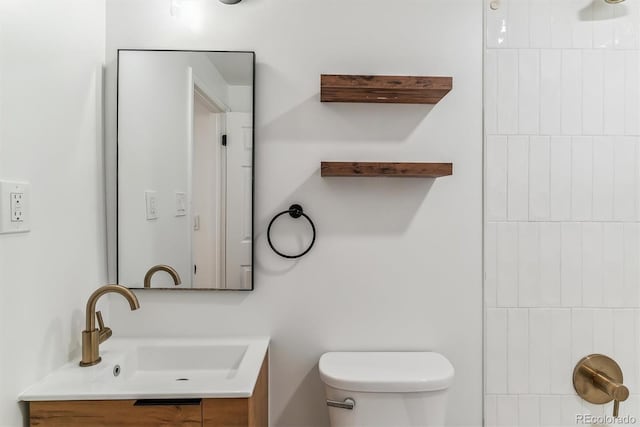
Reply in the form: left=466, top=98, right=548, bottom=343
left=319, top=352, right=455, bottom=427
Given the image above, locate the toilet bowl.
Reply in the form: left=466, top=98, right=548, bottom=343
left=319, top=352, right=454, bottom=427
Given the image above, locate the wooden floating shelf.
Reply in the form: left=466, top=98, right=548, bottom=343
left=321, top=162, right=453, bottom=178
left=320, top=74, right=452, bottom=104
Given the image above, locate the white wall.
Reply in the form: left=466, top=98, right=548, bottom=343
left=106, top=1, right=483, bottom=426
left=0, top=1, right=106, bottom=426
left=228, top=85, right=252, bottom=113
left=484, top=0, right=640, bottom=425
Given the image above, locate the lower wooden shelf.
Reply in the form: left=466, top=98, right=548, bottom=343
left=321, top=162, right=453, bottom=178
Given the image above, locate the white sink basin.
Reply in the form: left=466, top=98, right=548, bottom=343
left=19, top=337, right=269, bottom=401
left=134, top=343, right=247, bottom=379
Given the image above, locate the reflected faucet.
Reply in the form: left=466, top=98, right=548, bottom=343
left=80, top=284, right=140, bottom=367
left=143, top=264, right=182, bottom=288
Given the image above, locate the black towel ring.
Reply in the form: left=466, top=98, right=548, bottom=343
left=267, top=204, right=316, bottom=259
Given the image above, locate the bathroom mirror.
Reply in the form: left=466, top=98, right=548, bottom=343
left=117, top=50, right=254, bottom=290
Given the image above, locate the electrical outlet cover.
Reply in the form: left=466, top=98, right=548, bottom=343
left=0, top=180, right=30, bottom=234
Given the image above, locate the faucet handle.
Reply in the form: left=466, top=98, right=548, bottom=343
left=612, top=384, right=629, bottom=417
left=574, top=354, right=629, bottom=418
left=96, top=311, right=112, bottom=343
left=96, top=311, right=106, bottom=331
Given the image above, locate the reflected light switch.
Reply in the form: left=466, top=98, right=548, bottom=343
left=145, top=191, right=158, bottom=220
left=175, top=192, right=186, bottom=217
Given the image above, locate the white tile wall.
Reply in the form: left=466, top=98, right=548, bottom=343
left=593, top=136, right=614, bottom=221
left=593, top=309, right=614, bottom=356
left=614, top=137, right=638, bottom=220
left=539, top=396, right=562, bottom=427
left=485, top=0, right=640, bottom=425
left=561, top=50, right=583, bottom=135
left=570, top=137, right=593, bottom=220
left=485, top=220, right=640, bottom=308
left=519, top=51, right=540, bottom=134
left=582, top=50, right=604, bottom=135
left=483, top=393, right=640, bottom=427
left=581, top=223, right=603, bottom=306
left=550, top=309, right=572, bottom=394
left=623, top=224, right=640, bottom=306
left=497, top=396, right=519, bottom=426
left=624, top=52, right=640, bottom=135
left=496, top=222, right=519, bottom=306
left=593, top=3, right=613, bottom=49
left=560, top=223, right=582, bottom=306
left=518, top=223, right=540, bottom=307
left=507, top=309, right=530, bottom=393
left=487, top=136, right=508, bottom=220
left=486, top=50, right=499, bottom=135
left=518, top=396, right=540, bottom=427
left=507, top=137, right=530, bottom=219
left=487, top=308, right=508, bottom=394
left=529, top=309, right=552, bottom=393
left=604, top=51, right=625, bottom=134
left=488, top=136, right=640, bottom=223
left=539, top=222, right=561, bottom=305
left=549, top=137, right=571, bottom=220
left=540, top=50, right=562, bottom=135
left=529, top=0, right=551, bottom=48
left=498, top=50, right=519, bottom=134
left=486, top=223, right=498, bottom=308
left=603, top=223, right=624, bottom=307
left=613, top=310, right=637, bottom=390
left=529, top=137, right=550, bottom=220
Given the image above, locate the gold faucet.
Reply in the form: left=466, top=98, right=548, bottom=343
left=80, top=284, right=140, bottom=367
left=143, top=264, right=182, bottom=288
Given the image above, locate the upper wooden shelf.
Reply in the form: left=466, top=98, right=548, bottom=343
left=320, top=74, right=452, bottom=104
left=321, top=162, right=453, bottom=178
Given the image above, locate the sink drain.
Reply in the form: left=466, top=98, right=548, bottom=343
left=176, top=378, right=189, bottom=381
left=113, top=365, right=121, bottom=377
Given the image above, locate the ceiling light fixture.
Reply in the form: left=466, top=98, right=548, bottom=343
left=219, top=0, right=242, bottom=4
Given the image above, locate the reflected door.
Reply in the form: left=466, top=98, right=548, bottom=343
left=192, top=91, right=225, bottom=289
left=225, top=113, right=252, bottom=290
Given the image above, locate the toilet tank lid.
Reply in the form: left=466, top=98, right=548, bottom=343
left=319, top=352, right=454, bottom=393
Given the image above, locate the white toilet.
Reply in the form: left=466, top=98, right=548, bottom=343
left=319, top=352, right=454, bottom=427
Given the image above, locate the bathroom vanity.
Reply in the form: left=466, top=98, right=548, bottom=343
left=27, top=392, right=267, bottom=427
left=21, top=338, right=269, bottom=427
left=18, top=49, right=265, bottom=426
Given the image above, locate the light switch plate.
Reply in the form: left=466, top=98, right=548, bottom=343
left=0, top=180, right=30, bottom=234
left=175, top=192, right=186, bottom=217
left=145, top=191, right=158, bottom=220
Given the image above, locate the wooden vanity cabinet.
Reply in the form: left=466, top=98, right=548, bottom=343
left=28, top=354, right=268, bottom=427
left=28, top=400, right=202, bottom=426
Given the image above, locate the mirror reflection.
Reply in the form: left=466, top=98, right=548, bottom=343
left=117, top=50, right=254, bottom=290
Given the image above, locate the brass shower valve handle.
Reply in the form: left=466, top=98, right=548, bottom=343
left=586, top=365, right=629, bottom=401
left=573, top=354, right=629, bottom=418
